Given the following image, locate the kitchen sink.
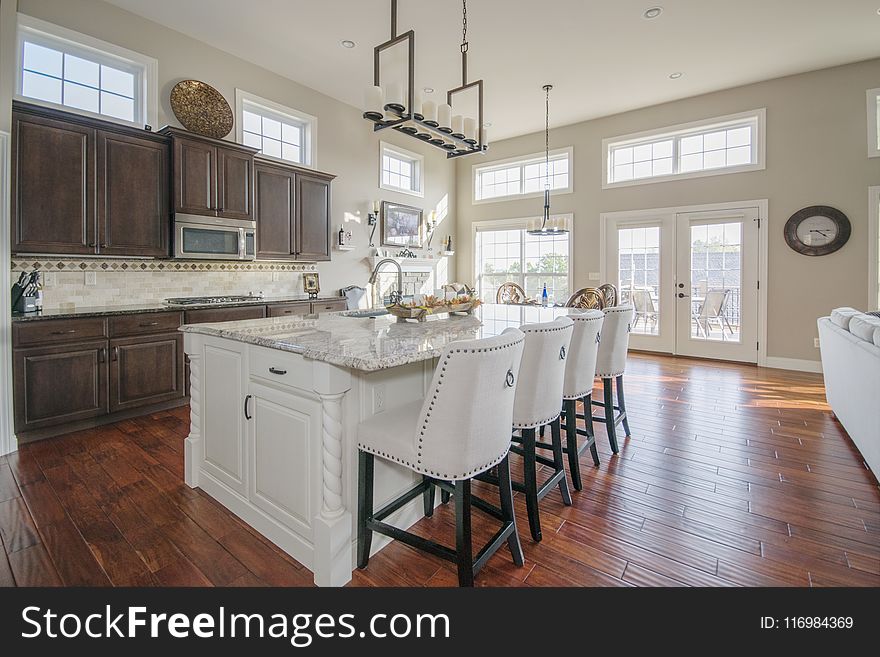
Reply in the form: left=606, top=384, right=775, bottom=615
left=341, top=308, right=390, bottom=318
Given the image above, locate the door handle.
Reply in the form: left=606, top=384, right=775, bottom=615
left=98, top=348, right=106, bottom=363
left=244, top=394, right=253, bottom=420
left=112, top=346, right=119, bottom=361
left=678, top=292, right=690, bottom=298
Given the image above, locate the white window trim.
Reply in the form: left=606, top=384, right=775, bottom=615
left=602, top=109, right=766, bottom=189
left=472, top=146, right=574, bottom=205
left=0, top=132, right=15, bottom=456
left=379, top=141, right=424, bottom=198
left=870, top=186, right=880, bottom=309
left=235, top=88, right=317, bottom=168
left=14, top=13, right=158, bottom=129
left=471, top=214, right=574, bottom=300
left=867, top=88, right=880, bottom=158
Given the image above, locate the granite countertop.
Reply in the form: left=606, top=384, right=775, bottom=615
left=180, top=304, right=578, bottom=372
left=11, top=294, right=341, bottom=322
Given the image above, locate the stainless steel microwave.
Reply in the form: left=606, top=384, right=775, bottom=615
left=174, top=214, right=256, bottom=260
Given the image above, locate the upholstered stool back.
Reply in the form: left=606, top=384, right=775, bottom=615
left=595, top=305, right=634, bottom=379
left=512, top=316, right=574, bottom=430
left=562, top=309, right=604, bottom=400
left=417, top=328, right=525, bottom=481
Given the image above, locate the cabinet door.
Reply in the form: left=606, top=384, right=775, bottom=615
left=12, top=111, right=95, bottom=254
left=254, top=163, right=295, bottom=260
left=295, top=174, right=331, bottom=261
left=13, top=341, right=108, bottom=432
left=217, top=147, right=253, bottom=220
left=97, top=131, right=170, bottom=257
left=110, top=333, right=184, bottom=413
left=173, top=137, right=216, bottom=216
left=247, top=381, right=320, bottom=535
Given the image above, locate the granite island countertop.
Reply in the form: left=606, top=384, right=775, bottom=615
left=179, top=304, right=578, bottom=372
left=11, top=294, right=342, bottom=322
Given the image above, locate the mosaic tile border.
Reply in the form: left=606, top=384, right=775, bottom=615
left=10, top=258, right=318, bottom=273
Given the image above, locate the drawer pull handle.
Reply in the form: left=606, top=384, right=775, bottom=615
left=98, top=348, right=106, bottom=363
left=268, top=367, right=287, bottom=376
left=244, top=394, right=253, bottom=420
left=139, top=322, right=160, bottom=327
left=50, top=329, right=77, bottom=335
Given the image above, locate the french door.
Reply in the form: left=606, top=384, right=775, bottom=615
left=604, top=204, right=761, bottom=363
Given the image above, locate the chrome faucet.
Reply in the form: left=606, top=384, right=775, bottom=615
left=368, top=258, right=404, bottom=306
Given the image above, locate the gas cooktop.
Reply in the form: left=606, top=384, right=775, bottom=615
left=164, top=295, right=263, bottom=307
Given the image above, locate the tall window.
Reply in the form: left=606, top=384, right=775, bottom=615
left=474, top=148, right=573, bottom=202
left=603, top=109, right=765, bottom=187
left=618, top=226, right=661, bottom=335
left=236, top=90, right=315, bottom=167
left=475, top=219, right=571, bottom=303
left=868, top=88, right=880, bottom=158
left=16, top=15, right=156, bottom=127
left=380, top=142, right=423, bottom=197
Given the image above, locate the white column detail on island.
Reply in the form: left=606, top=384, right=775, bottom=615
left=183, top=333, right=202, bottom=488
left=312, top=361, right=352, bottom=587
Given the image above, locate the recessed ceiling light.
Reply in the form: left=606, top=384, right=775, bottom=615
left=669, top=72, right=683, bottom=79
left=423, top=87, right=434, bottom=94
left=341, top=40, right=356, bottom=48
left=643, top=6, right=663, bottom=19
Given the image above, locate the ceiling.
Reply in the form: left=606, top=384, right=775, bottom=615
left=105, top=0, right=880, bottom=141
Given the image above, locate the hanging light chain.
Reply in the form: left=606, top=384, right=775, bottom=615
left=545, top=85, right=551, bottom=190
left=461, top=0, right=469, bottom=52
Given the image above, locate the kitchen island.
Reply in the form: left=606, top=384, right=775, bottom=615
left=180, top=304, right=572, bottom=586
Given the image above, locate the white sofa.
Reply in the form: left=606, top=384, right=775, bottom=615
left=817, top=308, right=880, bottom=478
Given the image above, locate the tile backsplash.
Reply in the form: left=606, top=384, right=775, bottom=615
left=11, top=258, right=319, bottom=310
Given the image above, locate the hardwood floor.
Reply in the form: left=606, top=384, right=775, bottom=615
left=1, top=353, right=878, bottom=587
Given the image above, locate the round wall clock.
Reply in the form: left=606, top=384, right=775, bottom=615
left=783, top=206, right=851, bottom=256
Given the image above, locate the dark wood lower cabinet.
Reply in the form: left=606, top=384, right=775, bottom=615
left=110, top=333, right=184, bottom=413
left=13, top=340, right=108, bottom=432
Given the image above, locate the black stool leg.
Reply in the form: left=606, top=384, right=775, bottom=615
left=497, top=455, right=524, bottom=566
left=356, top=450, right=374, bottom=569
left=564, top=399, right=582, bottom=490
left=584, top=394, right=600, bottom=466
left=454, top=479, right=474, bottom=586
left=539, top=424, right=546, bottom=438
left=550, top=417, right=572, bottom=506
left=440, top=489, right=450, bottom=504
left=616, top=375, right=631, bottom=438
left=422, top=476, right=435, bottom=517
left=522, top=428, right=542, bottom=542
left=603, top=378, right=619, bottom=454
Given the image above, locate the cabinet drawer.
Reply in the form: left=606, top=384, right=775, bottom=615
left=311, top=299, right=347, bottom=314
left=248, top=346, right=311, bottom=390
left=13, top=317, right=107, bottom=347
left=267, top=302, right=311, bottom=318
left=109, top=311, right=183, bottom=337
left=184, top=305, right=266, bottom=325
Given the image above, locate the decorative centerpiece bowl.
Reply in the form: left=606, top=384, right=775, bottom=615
left=386, top=295, right=481, bottom=322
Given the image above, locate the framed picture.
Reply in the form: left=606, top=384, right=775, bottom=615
left=382, top=201, right=424, bottom=249
left=303, top=272, right=320, bottom=297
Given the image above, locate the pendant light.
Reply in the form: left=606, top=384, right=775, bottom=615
left=527, top=84, right=568, bottom=235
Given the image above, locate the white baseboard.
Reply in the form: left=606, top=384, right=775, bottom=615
left=763, top=356, right=823, bottom=374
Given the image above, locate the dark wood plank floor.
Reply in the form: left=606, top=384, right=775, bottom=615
left=1, top=353, right=878, bottom=587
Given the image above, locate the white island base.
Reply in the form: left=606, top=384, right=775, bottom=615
left=183, top=332, right=438, bottom=587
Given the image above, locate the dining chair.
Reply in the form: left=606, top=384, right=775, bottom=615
left=693, top=288, right=733, bottom=338
left=356, top=329, right=525, bottom=587
left=496, top=282, right=527, bottom=305
left=631, top=289, right=658, bottom=332
left=565, top=287, right=605, bottom=310
left=597, top=283, right=618, bottom=308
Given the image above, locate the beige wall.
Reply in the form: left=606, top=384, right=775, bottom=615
left=456, top=58, right=880, bottom=364
left=12, top=0, right=458, bottom=294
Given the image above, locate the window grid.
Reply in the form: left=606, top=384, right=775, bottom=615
left=20, top=40, right=137, bottom=122
left=241, top=105, right=305, bottom=164
left=475, top=151, right=572, bottom=201
left=382, top=151, right=417, bottom=193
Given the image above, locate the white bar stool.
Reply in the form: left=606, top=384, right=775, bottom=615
left=559, top=309, right=604, bottom=490
left=480, top=316, right=574, bottom=542
left=356, top=329, right=525, bottom=587
left=591, top=305, right=634, bottom=454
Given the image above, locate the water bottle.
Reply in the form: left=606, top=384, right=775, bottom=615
left=542, top=284, right=548, bottom=307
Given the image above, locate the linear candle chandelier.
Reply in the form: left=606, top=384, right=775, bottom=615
left=363, top=0, right=487, bottom=159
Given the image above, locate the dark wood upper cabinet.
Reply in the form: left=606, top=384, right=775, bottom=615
left=97, top=130, right=170, bottom=257
left=296, top=172, right=332, bottom=261
left=255, top=162, right=295, bottom=260
left=161, top=127, right=257, bottom=222
left=12, top=110, right=95, bottom=254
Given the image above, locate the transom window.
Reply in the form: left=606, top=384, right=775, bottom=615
left=603, top=109, right=765, bottom=187
left=474, top=218, right=572, bottom=304
left=236, top=91, right=315, bottom=166
left=15, top=15, right=156, bottom=127
left=474, top=148, right=573, bottom=202
left=380, top=142, right=424, bottom=197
